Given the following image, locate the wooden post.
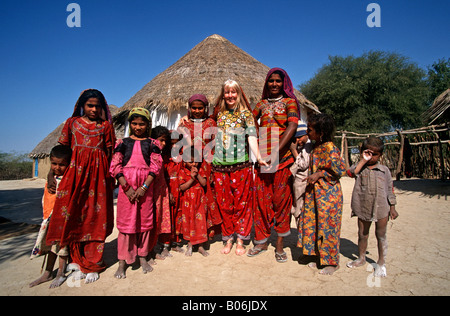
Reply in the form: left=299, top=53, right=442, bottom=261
left=395, top=130, right=404, bottom=181
left=340, top=133, right=350, bottom=169
left=432, top=129, right=446, bottom=181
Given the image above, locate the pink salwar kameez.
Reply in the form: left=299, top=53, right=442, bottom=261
left=110, top=138, right=162, bottom=263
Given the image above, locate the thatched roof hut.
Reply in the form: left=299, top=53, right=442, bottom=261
left=114, top=34, right=318, bottom=131
left=422, top=88, right=450, bottom=125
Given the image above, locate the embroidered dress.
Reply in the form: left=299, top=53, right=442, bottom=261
left=212, top=108, right=256, bottom=241
left=178, top=118, right=221, bottom=234
left=252, top=97, right=299, bottom=170
left=252, top=97, right=299, bottom=244
left=178, top=162, right=208, bottom=245
left=298, top=141, right=347, bottom=266
left=46, top=116, right=115, bottom=273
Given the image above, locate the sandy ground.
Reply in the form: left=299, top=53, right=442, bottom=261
left=0, top=176, right=449, bottom=296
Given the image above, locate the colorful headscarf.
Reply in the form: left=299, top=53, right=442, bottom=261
left=262, top=68, right=300, bottom=112
left=72, top=89, right=113, bottom=124
left=187, top=94, right=209, bottom=119
left=128, top=107, right=152, bottom=137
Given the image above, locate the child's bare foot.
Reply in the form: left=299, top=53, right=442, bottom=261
left=49, top=276, right=67, bottom=288
left=198, top=245, right=209, bottom=257
left=139, top=257, right=153, bottom=274
left=319, top=265, right=339, bottom=275
left=161, top=245, right=173, bottom=258
left=346, top=257, right=366, bottom=268
left=85, top=272, right=99, bottom=283
left=221, top=239, right=233, bottom=254
left=374, top=264, right=387, bottom=277
left=114, top=260, right=127, bottom=279
left=235, top=239, right=246, bottom=256
left=29, top=271, right=53, bottom=288
left=185, top=243, right=193, bottom=256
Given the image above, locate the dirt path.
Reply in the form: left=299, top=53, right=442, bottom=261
left=0, top=177, right=449, bottom=296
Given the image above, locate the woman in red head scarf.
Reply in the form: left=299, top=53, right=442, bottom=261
left=248, top=68, right=300, bottom=263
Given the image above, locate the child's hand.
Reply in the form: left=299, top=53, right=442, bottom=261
left=125, top=187, right=136, bottom=202
left=191, top=167, right=198, bottom=179
left=304, top=171, right=324, bottom=185
left=134, top=186, right=147, bottom=203
left=389, top=206, right=399, bottom=220
left=362, top=149, right=373, bottom=162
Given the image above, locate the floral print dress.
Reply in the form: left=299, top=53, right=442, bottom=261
left=298, top=141, right=347, bottom=266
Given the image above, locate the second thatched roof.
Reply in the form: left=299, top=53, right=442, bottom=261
left=116, top=34, right=318, bottom=121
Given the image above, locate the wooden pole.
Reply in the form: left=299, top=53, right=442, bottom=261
left=432, top=129, right=446, bottom=181
left=395, top=130, right=404, bottom=181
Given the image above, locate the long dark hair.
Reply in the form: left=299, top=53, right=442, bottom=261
left=72, top=89, right=110, bottom=122
left=307, top=113, right=336, bottom=143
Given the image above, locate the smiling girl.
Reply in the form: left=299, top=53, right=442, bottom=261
left=46, top=89, right=116, bottom=284
left=109, top=107, right=163, bottom=278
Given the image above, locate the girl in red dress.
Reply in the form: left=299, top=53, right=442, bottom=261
left=178, top=146, right=209, bottom=257
left=46, top=89, right=116, bottom=284
left=177, top=94, right=222, bottom=240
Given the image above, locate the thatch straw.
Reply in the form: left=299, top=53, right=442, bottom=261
left=422, top=88, right=450, bottom=125
left=115, top=34, right=318, bottom=123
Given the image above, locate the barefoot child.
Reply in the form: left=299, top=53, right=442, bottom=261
left=151, top=126, right=173, bottom=258
left=30, top=145, right=72, bottom=288
left=109, top=108, right=162, bottom=278
left=289, top=123, right=312, bottom=228
left=297, top=113, right=347, bottom=275
left=179, top=145, right=209, bottom=257
left=46, top=89, right=116, bottom=284
left=346, top=136, right=399, bottom=277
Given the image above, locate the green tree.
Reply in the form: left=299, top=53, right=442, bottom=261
left=427, top=57, right=450, bottom=104
left=0, top=151, right=33, bottom=180
left=299, top=51, right=429, bottom=133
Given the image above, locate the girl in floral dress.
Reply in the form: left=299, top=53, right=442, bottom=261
left=297, top=113, right=347, bottom=275
left=46, top=89, right=116, bottom=284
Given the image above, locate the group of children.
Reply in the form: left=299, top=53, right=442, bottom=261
left=29, top=68, right=399, bottom=289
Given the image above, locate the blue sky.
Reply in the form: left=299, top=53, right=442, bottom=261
left=0, top=0, right=449, bottom=154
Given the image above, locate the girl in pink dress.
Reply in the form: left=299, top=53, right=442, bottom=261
left=109, top=108, right=162, bottom=279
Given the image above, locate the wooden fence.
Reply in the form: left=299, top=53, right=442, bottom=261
left=335, top=123, right=450, bottom=180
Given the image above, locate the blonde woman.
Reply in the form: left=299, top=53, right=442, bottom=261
left=212, top=80, right=267, bottom=255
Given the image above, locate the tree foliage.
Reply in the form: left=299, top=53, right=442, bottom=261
left=427, top=57, right=450, bottom=104
left=0, top=152, right=33, bottom=180
left=299, top=51, right=429, bottom=133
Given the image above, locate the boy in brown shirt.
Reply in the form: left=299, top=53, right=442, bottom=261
left=346, top=136, right=399, bottom=277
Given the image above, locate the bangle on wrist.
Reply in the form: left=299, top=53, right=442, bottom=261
left=142, top=183, right=149, bottom=190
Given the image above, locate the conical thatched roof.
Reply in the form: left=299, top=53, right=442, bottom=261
left=422, top=88, right=450, bottom=125
left=29, top=104, right=119, bottom=158
left=115, top=34, right=318, bottom=123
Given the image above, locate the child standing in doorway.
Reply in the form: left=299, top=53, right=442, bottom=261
left=346, top=136, right=399, bottom=277
left=30, top=145, right=72, bottom=288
